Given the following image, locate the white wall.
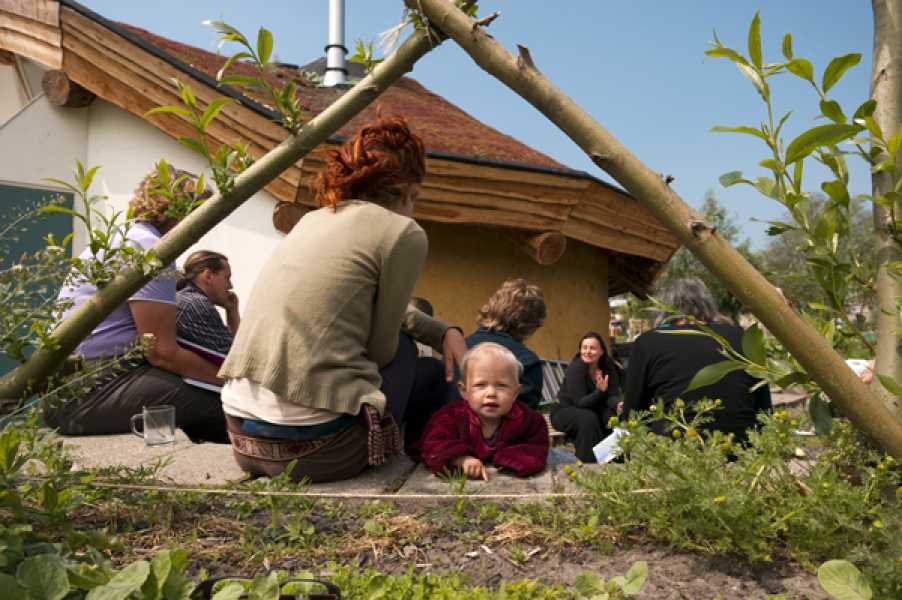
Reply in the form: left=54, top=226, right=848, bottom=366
left=85, top=100, right=285, bottom=308
left=0, top=65, right=29, bottom=124
left=0, top=92, right=90, bottom=246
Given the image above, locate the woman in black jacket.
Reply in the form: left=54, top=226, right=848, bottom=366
left=550, top=331, right=623, bottom=462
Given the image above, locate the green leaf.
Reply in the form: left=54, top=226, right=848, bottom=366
left=786, top=58, right=813, bottom=82
left=711, top=125, right=769, bottom=142
left=860, top=116, right=883, bottom=140
left=887, top=123, right=902, bottom=158
left=822, top=53, right=861, bottom=94
left=17, top=554, right=70, bottom=600
left=853, top=99, right=876, bottom=121
left=741, top=324, right=767, bottom=366
left=144, top=105, right=192, bottom=119
left=775, top=371, right=810, bottom=388
left=248, top=572, right=279, bottom=600
left=86, top=561, right=150, bottom=600
left=754, top=177, right=778, bottom=199
left=200, top=97, right=235, bottom=128
left=178, top=137, right=208, bottom=157
left=719, top=170, right=748, bottom=187
left=256, top=28, right=273, bottom=65
left=216, top=51, right=254, bottom=81
left=759, top=158, right=782, bottom=173
left=574, top=572, right=606, bottom=596
left=705, top=46, right=750, bottom=66
left=747, top=11, right=762, bottom=68
left=821, top=180, right=850, bottom=206
left=737, top=62, right=768, bottom=99
left=619, top=561, right=648, bottom=595
left=785, top=124, right=860, bottom=164
left=218, top=74, right=264, bottom=89
left=781, top=33, right=793, bottom=60
left=817, top=560, right=872, bottom=600
left=141, top=550, right=171, bottom=600
left=819, top=100, right=846, bottom=124
left=685, top=360, right=745, bottom=393
left=0, top=574, right=21, bottom=599
left=211, top=583, right=246, bottom=600
left=809, top=394, right=833, bottom=435
left=877, top=374, right=902, bottom=397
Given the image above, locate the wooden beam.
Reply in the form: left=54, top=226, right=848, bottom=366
left=272, top=201, right=311, bottom=234
left=507, top=230, right=567, bottom=265
left=41, top=68, right=95, bottom=107
left=0, top=49, right=14, bottom=65
left=0, top=4, right=62, bottom=68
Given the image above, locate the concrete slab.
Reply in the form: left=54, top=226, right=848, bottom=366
left=155, top=442, right=247, bottom=486
left=396, top=463, right=553, bottom=497
left=61, top=430, right=194, bottom=471
left=307, top=455, right=417, bottom=495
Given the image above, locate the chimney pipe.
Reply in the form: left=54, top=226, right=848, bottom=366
left=323, top=0, right=348, bottom=86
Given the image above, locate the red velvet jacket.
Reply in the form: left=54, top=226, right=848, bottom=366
left=415, top=400, right=549, bottom=477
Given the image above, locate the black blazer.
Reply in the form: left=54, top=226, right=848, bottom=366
left=556, top=354, right=623, bottom=424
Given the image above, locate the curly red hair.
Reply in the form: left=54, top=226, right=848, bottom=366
left=316, top=115, right=426, bottom=209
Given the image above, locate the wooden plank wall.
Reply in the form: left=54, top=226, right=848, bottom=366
left=0, top=0, right=62, bottom=68
left=58, top=6, right=302, bottom=203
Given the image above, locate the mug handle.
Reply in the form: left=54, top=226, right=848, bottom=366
left=129, top=413, right=144, bottom=438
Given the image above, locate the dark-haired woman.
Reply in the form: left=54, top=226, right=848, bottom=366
left=175, top=250, right=239, bottom=359
left=549, top=332, right=623, bottom=463
left=219, top=116, right=467, bottom=483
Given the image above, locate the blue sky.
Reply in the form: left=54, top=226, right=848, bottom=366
left=78, top=0, right=874, bottom=249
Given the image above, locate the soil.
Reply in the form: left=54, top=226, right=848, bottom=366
left=77, top=493, right=828, bottom=599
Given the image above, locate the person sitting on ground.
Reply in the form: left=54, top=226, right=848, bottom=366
left=622, top=278, right=772, bottom=443
left=43, top=167, right=227, bottom=443
left=550, top=331, right=624, bottom=463
left=417, top=342, right=550, bottom=480
left=462, top=279, right=546, bottom=409
left=218, top=116, right=467, bottom=484
left=175, top=250, right=239, bottom=363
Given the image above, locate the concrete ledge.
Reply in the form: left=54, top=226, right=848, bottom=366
left=397, top=463, right=554, bottom=497
left=62, top=430, right=194, bottom=471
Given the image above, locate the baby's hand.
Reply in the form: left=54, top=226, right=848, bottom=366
left=454, top=456, right=489, bottom=481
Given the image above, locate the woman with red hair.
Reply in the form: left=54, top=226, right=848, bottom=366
left=219, top=116, right=466, bottom=483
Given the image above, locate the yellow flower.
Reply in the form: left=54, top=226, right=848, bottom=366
left=607, top=416, right=619, bottom=428
left=686, top=428, right=698, bottom=439
left=675, top=399, right=685, bottom=409
left=671, top=429, right=682, bottom=439
left=872, top=519, right=883, bottom=529
left=649, top=404, right=657, bottom=412
left=714, top=399, right=722, bottom=407
left=627, top=420, right=638, bottom=429
left=713, top=496, right=726, bottom=504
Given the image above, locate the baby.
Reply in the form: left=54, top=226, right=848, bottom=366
left=418, top=342, right=549, bottom=480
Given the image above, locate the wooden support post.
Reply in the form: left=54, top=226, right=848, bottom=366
left=507, top=230, right=567, bottom=265
left=272, top=201, right=311, bottom=234
left=0, top=50, right=15, bottom=65
left=42, top=69, right=96, bottom=107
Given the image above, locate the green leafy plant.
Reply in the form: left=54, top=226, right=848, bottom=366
left=205, top=20, right=305, bottom=133
left=575, top=402, right=901, bottom=597
left=573, top=561, right=647, bottom=600
left=704, top=11, right=902, bottom=411
left=817, top=559, right=873, bottom=600
left=349, top=39, right=384, bottom=74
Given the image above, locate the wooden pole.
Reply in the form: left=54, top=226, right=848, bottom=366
left=412, top=0, right=902, bottom=457
left=0, top=22, right=444, bottom=401
left=42, top=69, right=96, bottom=107
left=507, top=230, right=567, bottom=265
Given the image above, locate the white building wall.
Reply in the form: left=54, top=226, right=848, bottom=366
left=0, top=64, right=29, bottom=124
left=85, top=100, right=285, bottom=308
left=0, top=92, right=89, bottom=247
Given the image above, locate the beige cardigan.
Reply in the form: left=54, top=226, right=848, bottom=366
left=219, top=200, right=448, bottom=416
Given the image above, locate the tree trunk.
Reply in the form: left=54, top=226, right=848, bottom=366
left=871, top=0, right=902, bottom=416
left=413, top=0, right=902, bottom=457
left=0, top=23, right=443, bottom=402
